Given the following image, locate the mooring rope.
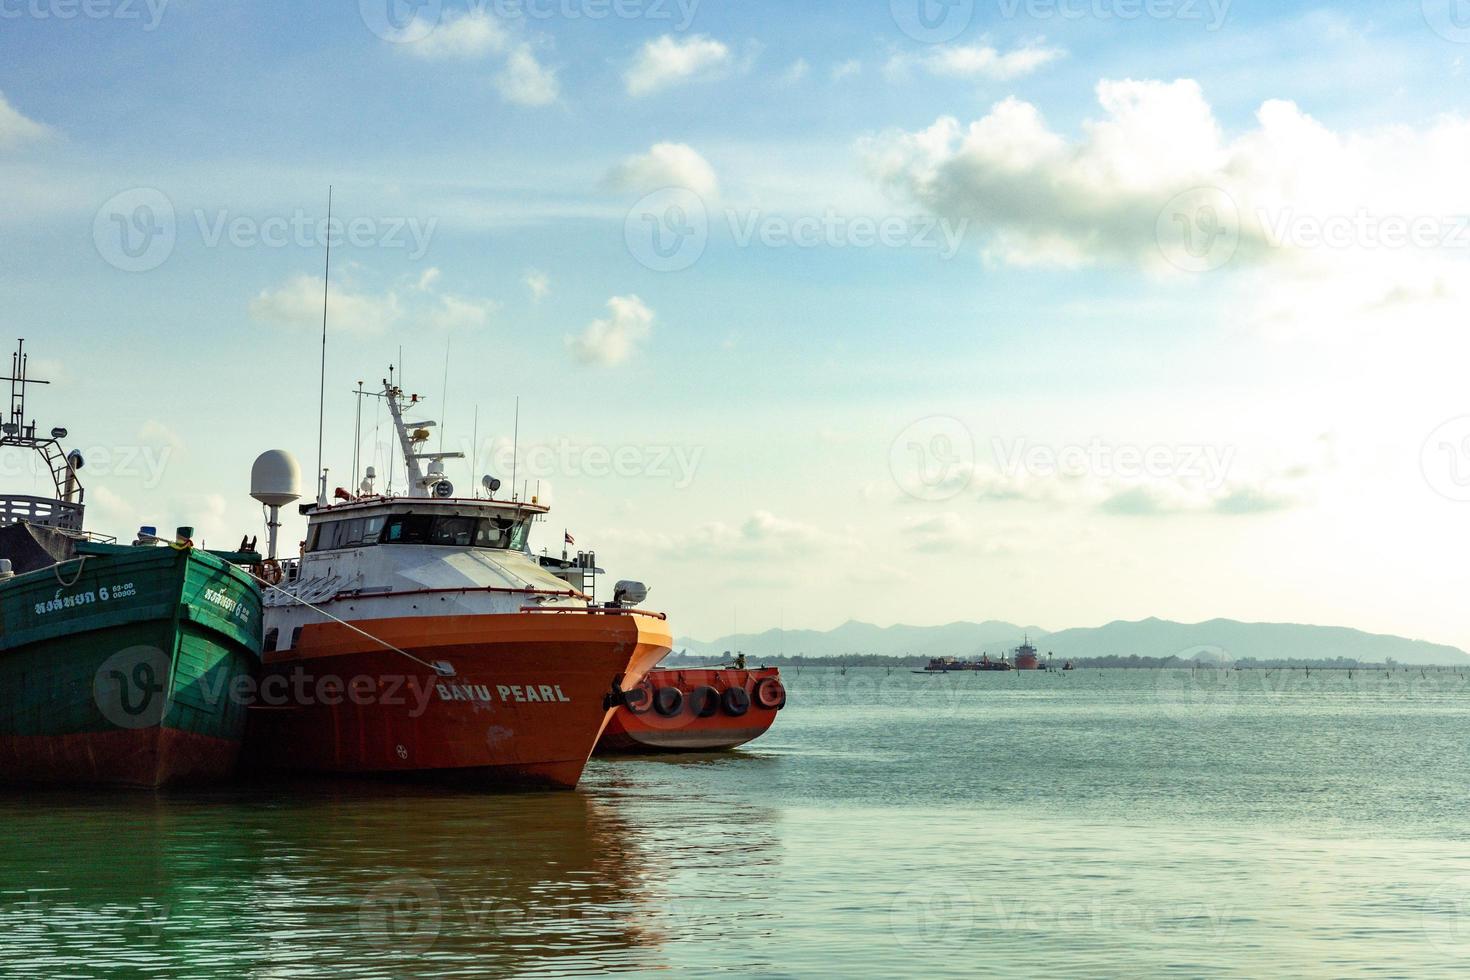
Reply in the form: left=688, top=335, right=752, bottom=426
left=54, top=556, right=87, bottom=588
left=247, top=571, right=451, bottom=676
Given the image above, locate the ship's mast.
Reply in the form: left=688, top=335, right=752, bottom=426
left=383, top=379, right=463, bottom=498
left=0, top=339, right=85, bottom=529
left=3, top=339, right=47, bottom=442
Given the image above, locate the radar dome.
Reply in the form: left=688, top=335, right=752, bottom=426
left=251, top=450, right=303, bottom=507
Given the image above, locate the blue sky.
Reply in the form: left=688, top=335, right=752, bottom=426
left=4, top=1, right=1470, bottom=647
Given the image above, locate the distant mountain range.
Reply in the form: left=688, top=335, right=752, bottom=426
left=675, top=617, right=1470, bottom=666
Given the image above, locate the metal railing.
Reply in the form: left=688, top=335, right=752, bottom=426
left=0, top=494, right=84, bottom=532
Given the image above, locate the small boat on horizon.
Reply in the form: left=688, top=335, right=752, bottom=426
left=1013, top=636, right=1042, bottom=670
left=921, top=653, right=1012, bottom=672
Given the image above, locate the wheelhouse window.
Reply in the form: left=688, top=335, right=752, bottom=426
left=432, top=516, right=477, bottom=546
left=342, top=518, right=366, bottom=547
left=383, top=514, right=433, bottom=544
left=309, top=512, right=535, bottom=553
left=308, top=515, right=386, bottom=553
left=382, top=513, right=534, bottom=551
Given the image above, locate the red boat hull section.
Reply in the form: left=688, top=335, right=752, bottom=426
left=596, top=667, right=783, bottom=755
left=0, top=727, right=239, bottom=789
left=244, top=612, right=672, bottom=789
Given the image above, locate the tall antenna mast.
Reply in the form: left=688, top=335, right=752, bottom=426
left=315, top=186, right=333, bottom=506
left=438, top=339, right=450, bottom=453
left=4, top=339, right=48, bottom=439
left=510, top=396, right=520, bottom=502
left=470, top=405, right=479, bottom=496
left=351, top=380, right=365, bottom=493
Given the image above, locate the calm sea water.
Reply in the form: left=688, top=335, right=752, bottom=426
left=5, top=666, right=1470, bottom=977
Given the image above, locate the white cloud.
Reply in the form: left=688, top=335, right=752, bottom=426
left=248, top=275, right=402, bottom=335
left=1098, top=480, right=1305, bottom=517
left=611, top=510, right=855, bottom=562
left=139, top=420, right=184, bottom=453
left=404, top=12, right=557, bottom=106
left=895, top=41, right=1064, bottom=82
left=427, top=294, right=498, bottom=331
left=524, top=269, right=550, bottom=302
left=168, top=493, right=235, bottom=549
left=894, top=432, right=1323, bottom=519
left=85, top=486, right=138, bottom=537
left=407, top=10, right=508, bottom=60
left=497, top=44, right=559, bottom=106
left=780, top=58, right=810, bottom=85
left=865, top=79, right=1224, bottom=269
left=567, top=295, right=654, bottom=366
left=603, top=142, right=719, bottom=198
left=625, top=35, right=731, bottom=96
left=250, top=269, right=496, bottom=334
left=904, top=513, right=974, bottom=554
left=0, top=91, right=49, bottom=146
left=831, top=60, right=862, bottom=82
left=864, top=75, right=1470, bottom=311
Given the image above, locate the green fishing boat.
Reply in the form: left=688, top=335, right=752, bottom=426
left=0, top=340, right=264, bottom=788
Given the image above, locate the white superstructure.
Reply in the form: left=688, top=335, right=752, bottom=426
left=260, top=379, right=631, bottom=654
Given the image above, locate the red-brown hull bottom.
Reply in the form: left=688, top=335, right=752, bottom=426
left=595, top=667, right=783, bottom=755
left=596, top=723, right=773, bottom=754
left=0, top=727, right=240, bottom=789
left=245, top=612, right=672, bottom=790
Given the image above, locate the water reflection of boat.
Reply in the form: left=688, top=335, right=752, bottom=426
left=0, top=787, right=661, bottom=975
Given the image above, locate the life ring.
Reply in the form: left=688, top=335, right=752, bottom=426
left=653, top=686, right=684, bottom=717
left=624, top=681, right=654, bottom=714
left=688, top=686, right=720, bottom=718
left=754, top=677, right=786, bottom=710
left=721, top=685, right=751, bottom=717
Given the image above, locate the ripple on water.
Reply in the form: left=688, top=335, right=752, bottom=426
left=3, top=669, right=1470, bottom=976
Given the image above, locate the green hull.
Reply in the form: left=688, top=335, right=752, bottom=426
left=0, top=544, right=262, bottom=788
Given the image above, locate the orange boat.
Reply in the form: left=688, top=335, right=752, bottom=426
left=595, top=666, right=785, bottom=754
left=1013, top=635, right=1043, bottom=670
left=242, top=377, right=672, bottom=790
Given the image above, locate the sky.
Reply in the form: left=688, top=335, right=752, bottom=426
left=3, top=0, right=1470, bottom=648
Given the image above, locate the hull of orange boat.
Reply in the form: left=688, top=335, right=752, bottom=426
left=244, top=611, right=672, bottom=789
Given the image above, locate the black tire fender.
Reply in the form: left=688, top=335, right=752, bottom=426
left=754, top=677, right=786, bottom=710
left=721, top=685, right=751, bottom=717
left=687, top=685, right=720, bottom=718
left=653, top=686, right=684, bottom=717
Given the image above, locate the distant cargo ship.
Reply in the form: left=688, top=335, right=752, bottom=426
left=921, top=635, right=1052, bottom=673
left=921, top=654, right=1012, bottom=672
